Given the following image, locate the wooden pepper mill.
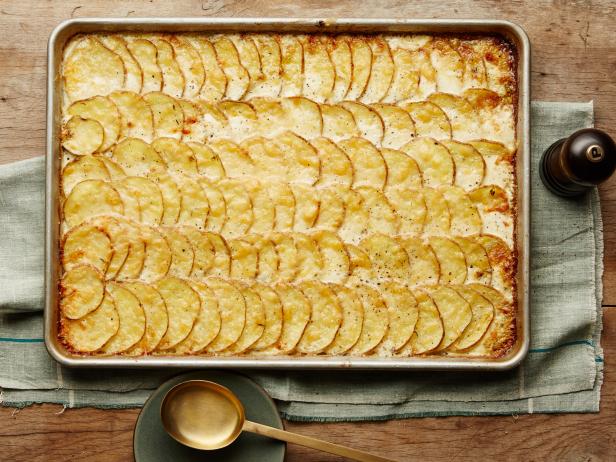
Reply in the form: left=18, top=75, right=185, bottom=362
left=540, top=128, right=616, bottom=197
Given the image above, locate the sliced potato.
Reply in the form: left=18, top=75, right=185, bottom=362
left=99, top=36, right=143, bottom=93
left=273, top=131, right=320, bottom=185
left=250, top=283, right=284, bottom=350
left=441, top=186, right=482, bottom=235
left=229, top=239, right=259, bottom=280
left=96, top=156, right=125, bottom=180
left=63, top=180, right=123, bottom=228
left=114, top=220, right=146, bottom=281
left=112, top=179, right=141, bottom=222
left=248, top=98, right=286, bottom=137
left=230, top=34, right=263, bottom=92
left=272, top=283, right=311, bottom=353
left=313, top=230, right=350, bottom=284
left=121, top=176, right=164, bottom=225
left=216, top=179, right=253, bottom=238
left=208, top=139, right=255, bottom=178
left=382, top=148, right=422, bottom=190
left=296, top=281, right=342, bottom=354
left=151, top=138, right=198, bottom=175
left=301, top=35, right=335, bottom=102
left=278, top=35, right=304, bottom=97
left=474, top=234, right=514, bottom=295
left=320, top=104, right=359, bottom=141
left=87, top=215, right=130, bottom=279
left=203, top=232, right=231, bottom=278
left=61, top=290, right=119, bottom=353
left=122, top=281, right=168, bottom=353
left=455, top=41, right=488, bottom=90
left=270, top=232, right=298, bottom=282
left=161, top=227, right=194, bottom=278
left=218, top=100, right=258, bottom=141
left=251, top=35, right=282, bottom=97
left=356, top=186, right=400, bottom=235
left=372, top=104, right=416, bottom=149
left=212, top=36, right=250, bottom=100
left=429, top=285, right=472, bottom=351
left=408, top=49, right=437, bottom=100
left=147, top=171, right=181, bottom=225
left=67, top=96, right=120, bottom=152
left=63, top=37, right=125, bottom=101
left=421, top=188, right=451, bottom=235
left=338, top=137, right=387, bottom=189
left=61, top=116, right=104, bottom=156
left=243, top=179, right=276, bottom=234
left=241, top=136, right=287, bottom=181
left=450, top=285, right=494, bottom=351
left=313, top=187, right=345, bottom=231
left=399, top=236, right=440, bottom=286
left=173, top=280, right=221, bottom=354
left=225, top=285, right=265, bottom=354
left=360, top=233, right=411, bottom=282
left=377, top=282, right=418, bottom=354
left=325, top=286, right=364, bottom=355
left=326, top=37, right=352, bottom=101
left=126, top=38, right=163, bottom=93
left=467, top=140, right=514, bottom=189
left=193, top=101, right=229, bottom=141
left=62, top=222, right=112, bottom=273
left=243, top=235, right=279, bottom=283
left=188, top=36, right=227, bottom=101
left=270, top=182, right=296, bottom=231
left=101, top=283, right=146, bottom=354
left=60, top=264, right=105, bottom=319
left=346, top=244, right=374, bottom=286
left=360, top=38, right=394, bottom=103
left=198, top=178, right=227, bottom=233
left=143, top=91, right=184, bottom=139
left=469, top=185, right=510, bottom=213
left=311, top=137, right=354, bottom=189
left=61, top=155, right=110, bottom=197
left=440, top=140, right=485, bottom=190
left=111, top=137, right=166, bottom=176
left=401, top=137, right=454, bottom=187
left=386, top=188, right=426, bottom=236
left=204, top=278, right=246, bottom=352
left=139, top=225, right=172, bottom=283
left=187, top=142, right=226, bottom=181
left=167, top=36, right=205, bottom=98
left=336, top=186, right=369, bottom=243
left=108, top=91, right=154, bottom=142
left=155, top=277, right=201, bottom=351
left=384, top=48, right=420, bottom=103
left=453, top=236, right=492, bottom=285
left=401, top=101, right=452, bottom=140
left=407, top=291, right=443, bottom=355
left=338, top=102, right=384, bottom=146
left=291, top=232, right=323, bottom=281
left=348, top=285, right=389, bottom=355
left=428, top=92, right=481, bottom=141
left=180, top=226, right=215, bottom=278
left=150, top=38, right=185, bottom=98
left=345, top=37, right=372, bottom=100
left=429, top=39, right=464, bottom=94
left=280, top=97, right=323, bottom=140
left=429, top=236, right=467, bottom=284
left=291, top=184, right=319, bottom=231
left=386, top=35, right=432, bottom=51
left=464, top=88, right=516, bottom=150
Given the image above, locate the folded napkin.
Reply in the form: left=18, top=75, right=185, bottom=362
left=0, top=102, right=603, bottom=421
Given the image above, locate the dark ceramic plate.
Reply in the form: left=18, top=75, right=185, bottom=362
left=133, top=370, right=285, bottom=461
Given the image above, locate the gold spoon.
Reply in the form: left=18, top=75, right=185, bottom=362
left=160, top=380, right=397, bottom=462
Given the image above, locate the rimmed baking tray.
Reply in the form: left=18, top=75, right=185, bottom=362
left=45, top=18, right=530, bottom=370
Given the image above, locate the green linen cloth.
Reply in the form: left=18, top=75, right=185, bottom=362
left=0, top=102, right=603, bottom=421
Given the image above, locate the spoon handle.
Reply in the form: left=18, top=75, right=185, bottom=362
left=243, top=420, right=397, bottom=462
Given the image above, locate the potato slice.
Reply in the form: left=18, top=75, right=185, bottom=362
left=111, top=137, right=166, bottom=176
left=218, top=101, right=258, bottom=141
left=139, top=225, right=172, bottom=283
left=204, top=232, right=231, bottom=278
left=211, top=37, right=249, bottom=100
left=467, top=140, right=514, bottom=190
left=270, top=182, right=296, bottom=231
left=192, top=101, right=229, bottom=141
left=382, top=148, right=422, bottom=190
left=216, top=179, right=253, bottom=238
left=421, top=188, right=451, bottom=235
left=122, top=281, right=168, bottom=353
left=180, top=226, right=214, bottom=278
left=151, top=138, right=199, bottom=175
left=326, top=37, right=352, bottom=101
left=126, top=38, right=163, bottom=93
left=408, top=49, right=437, bottom=100
left=61, top=155, right=110, bottom=197
left=241, top=136, right=286, bottom=181
left=429, top=286, right=472, bottom=351
left=62, top=222, right=112, bottom=273
left=429, top=39, right=464, bottom=94
left=187, top=142, right=226, bottom=181
left=250, top=283, right=284, bottom=350
left=291, top=184, right=319, bottom=231
left=356, top=186, right=400, bottom=235
left=63, top=37, right=125, bottom=102
left=338, top=102, right=384, bottom=146
left=401, top=137, right=454, bottom=187
left=399, top=237, right=440, bottom=286
left=108, top=91, right=154, bottom=142
left=348, top=285, right=388, bottom=355
left=320, top=104, right=359, bottom=141
left=99, top=36, right=143, bottom=93
left=174, top=175, right=209, bottom=227
left=229, top=239, right=259, bottom=280
left=338, top=137, right=387, bottom=189
left=346, top=37, right=372, bottom=100
left=147, top=171, right=181, bottom=225
left=278, top=35, right=304, bottom=97
left=377, top=282, right=419, bottom=355
left=360, top=38, right=394, bottom=103
left=197, top=178, right=227, bottom=232
left=428, top=92, right=481, bottom=141
left=401, top=101, right=452, bottom=140
left=273, top=131, right=320, bottom=185
left=300, top=35, right=335, bottom=102
left=114, top=221, right=146, bottom=281
left=271, top=283, right=311, bottom=353
left=453, top=236, right=492, bottom=285
left=121, top=176, right=164, bottom=225
left=225, top=285, right=266, bottom=354
left=360, top=233, right=410, bottom=282
left=154, top=277, right=201, bottom=351
left=429, top=236, right=467, bottom=284
left=336, top=186, right=369, bottom=243
left=325, top=286, right=364, bottom=355
left=440, top=140, right=485, bottom=190
left=386, top=35, right=433, bottom=51
left=87, top=216, right=130, bottom=279
left=443, top=185, right=484, bottom=235
left=311, top=137, right=354, bottom=189
left=470, top=185, right=513, bottom=244
left=167, top=36, right=205, bottom=98
left=95, top=156, right=124, bottom=180
left=473, top=234, right=514, bottom=295
left=280, top=97, right=323, bottom=139
left=270, top=232, right=298, bottom=282
left=346, top=244, right=374, bottom=286
left=313, top=187, right=345, bottom=231
left=251, top=35, right=283, bottom=97
left=208, top=139, right=254, bottom=178
left=143, top=91, right=184, bottom=139
left=244, top=179, right=276, bottom=234
left=150, top=38, right=185, bottom=98
left=407, top=291, right=443, bottom=355
left=187, top=36, right=227, bottom=101
left=372, top=104, right=416, bottom=149
left=296, top=281, right=342, bottom=353
left=67, top=96, right=120, bottom=152
left=455, top=41, right=488, bottom=90
left=386, top=188, right=426, bottom=236
left=61, top=116, right=104, bottom=156
left=204, top=278, right=246, bottom=352
left=464, top=88, right=516, bottom=150
left=101, top=283, right=146, bottom=354
left=469, top=40, right=516, bottom=97
left=61, top=290, right=119, bottom=353
left=112, top=179, right=141, bottom=222
left=313, top=231, right=350, bottom=284
left=291, top=232, right=323, bottom=281
left=161, top=227, right=194, bottom=278
left=63, top=180, right=123, bottom=228
left=230, top=34, right=263, bottom=92
left=60, top=264, right=105, bottom=319
left=173, top=280, right=221, bottom=354
left=450, top=285, right=494, bottom=351
left=384, top=48, right=420, bottom=103
left=243, top=235, right=279, bottom=283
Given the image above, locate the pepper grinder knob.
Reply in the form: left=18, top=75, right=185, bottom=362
left=540, top=128, right=616, bottom=197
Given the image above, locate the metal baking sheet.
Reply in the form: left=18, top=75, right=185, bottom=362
left=45, top=18, right=530, bottom=370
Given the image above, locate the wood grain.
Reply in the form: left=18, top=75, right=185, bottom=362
left=1, top=0, right=615, bottom=460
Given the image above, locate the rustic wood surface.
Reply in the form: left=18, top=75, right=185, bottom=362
left=1, top=0, right=615, bottom=460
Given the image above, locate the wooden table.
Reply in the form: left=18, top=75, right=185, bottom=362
left=1, top=1, right=615, bottom=460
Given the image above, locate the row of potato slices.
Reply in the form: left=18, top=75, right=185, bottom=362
left=62, top=212, right=513, bottom=302
left=60, top=264, right=514, bottom=358
left=61, top=91, right=515, bottom=157
left=63, top=33, right=515, bottom=107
